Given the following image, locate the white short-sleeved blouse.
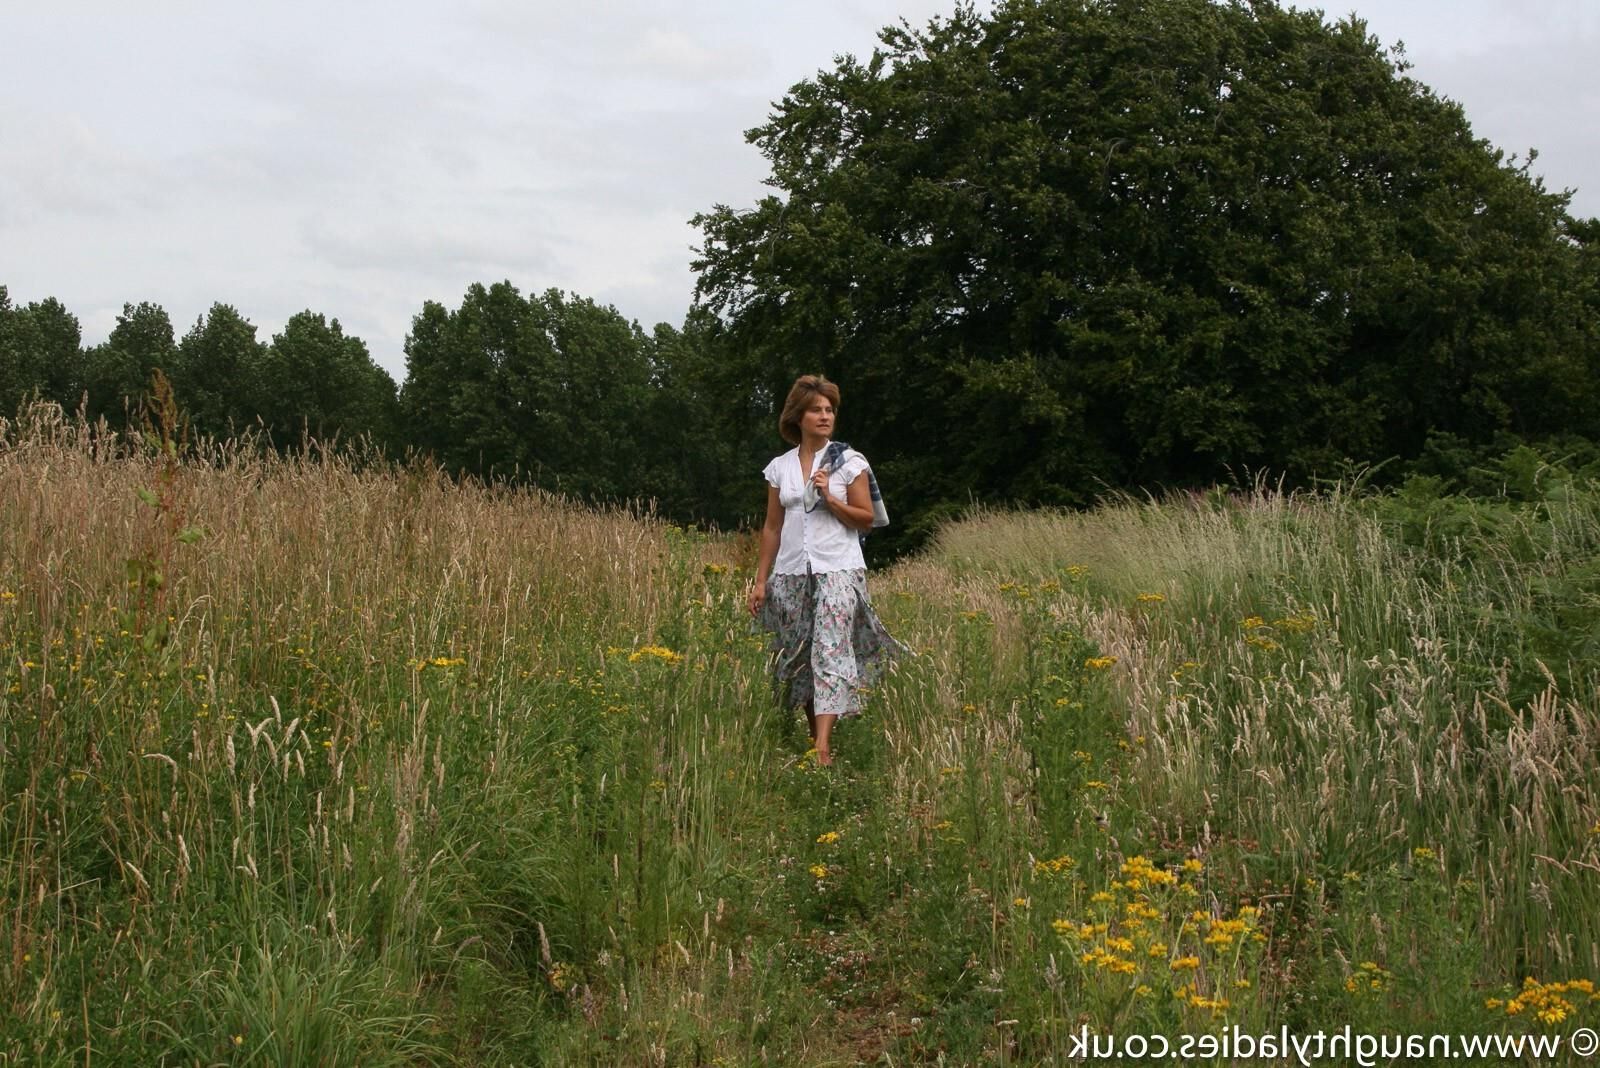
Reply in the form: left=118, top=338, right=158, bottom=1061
left=763, top=445, right=871, bottom=575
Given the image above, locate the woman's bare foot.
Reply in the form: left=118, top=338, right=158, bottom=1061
left=814, top=746, right=832, bottom=767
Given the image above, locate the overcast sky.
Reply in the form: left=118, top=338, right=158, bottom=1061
left=2, top=0, right=1594, bottom=381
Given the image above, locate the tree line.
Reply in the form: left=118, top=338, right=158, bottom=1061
left=0, top=295, right=400, bottom=455
left=0, top=285, right=763, bottom=532
left=6, top=0, right=1600, bottom=551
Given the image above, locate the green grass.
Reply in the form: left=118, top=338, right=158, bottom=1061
left=3, top=405, right=1599, bottom=1064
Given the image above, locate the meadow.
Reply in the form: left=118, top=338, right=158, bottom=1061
left=3, top=403, right=1599, bottom=1065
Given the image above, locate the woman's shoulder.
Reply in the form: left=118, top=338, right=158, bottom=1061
left=835, top=446, right=870, bottom=477
left=761, top=447, right=799, bottom=483
left=764, top=447, right=799, bottom=468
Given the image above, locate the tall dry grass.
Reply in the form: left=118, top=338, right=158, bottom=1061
left=932, top=487, right=1600, bottom=977
left=1, top=404, right=782, bottom=1063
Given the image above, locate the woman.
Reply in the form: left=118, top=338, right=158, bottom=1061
left=748, top=374, right=903, bottom=766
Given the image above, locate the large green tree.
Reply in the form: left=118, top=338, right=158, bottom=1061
left=636, top=309, right=774, bottom=528
left=0, top=288, right=85, bottom=416
left=258, top=311, right=399, bottom=450
left=80, top=302, right=179, bottom=428
left=693, top=0, right=1599, bottom=543
left=0, top=287, right=21, bottom=415
left=171, top=304, right=267, bottom=439
left=399, top=284, right=656, bottom=501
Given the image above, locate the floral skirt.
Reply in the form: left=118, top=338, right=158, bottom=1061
left=756, top=567, right=904, bottom=718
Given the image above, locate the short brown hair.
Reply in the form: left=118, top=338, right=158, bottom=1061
left=778, top=374, right=841, bottom=445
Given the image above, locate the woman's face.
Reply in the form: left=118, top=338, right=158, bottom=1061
left=800, top=395, right=835, bottom=440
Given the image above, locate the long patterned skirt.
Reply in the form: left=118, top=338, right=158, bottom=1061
left=756, top=567, right=905, bottom=718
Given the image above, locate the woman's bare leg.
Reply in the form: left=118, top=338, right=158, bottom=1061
left=814, top=714, right=837, bottom=766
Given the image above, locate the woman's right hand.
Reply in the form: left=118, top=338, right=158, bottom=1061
left=748, top=580, right=766, bottom=617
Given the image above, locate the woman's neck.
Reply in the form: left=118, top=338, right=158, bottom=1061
left=800, top=433, right=831, bottom=455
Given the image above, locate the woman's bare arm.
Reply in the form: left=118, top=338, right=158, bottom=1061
left=749, top=486, right=784, bottom=615
left=820, top=472, right=875, bottom=532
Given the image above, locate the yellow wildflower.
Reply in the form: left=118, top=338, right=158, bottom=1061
left=1501, top=977, right=1588, bottom=1025
left=1345, top=961, right=1393, bottom=996
left=1033, top=855, right=1076, bottom=877
left=1120, top=856, right=1177, bottom=886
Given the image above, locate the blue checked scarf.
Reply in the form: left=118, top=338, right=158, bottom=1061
left=802, top=440, right=889, bottom=543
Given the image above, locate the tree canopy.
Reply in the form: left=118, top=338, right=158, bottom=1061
left=0, top=288, right=84, bottom=417
left=82, top=302, right=179, bottom=427
left=401, top=284, right=663, bottom=502
left=257, top=311, right=400, bottom=450
left=1, top=295, right=399, bottom=450
left=693, top=0, right=1599, bottom=544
